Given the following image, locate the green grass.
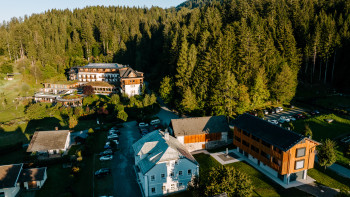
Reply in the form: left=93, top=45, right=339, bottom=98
left=293, top=114, right=350, bottom=141
left=193, top=154, right=310, bottom=197
left=293, top=113, right=350, bottom=166
left=308, top=164, right=350, bottom=191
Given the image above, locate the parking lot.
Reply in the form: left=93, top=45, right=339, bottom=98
left=264, top=107, right=307, bottom=121
left=111, top=121, right=142, bottom=197
left=93, top=121, right=142, bottom=197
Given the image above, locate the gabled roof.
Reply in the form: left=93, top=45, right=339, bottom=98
left=0, top=164, right=23, bottom=189
left=132, top=130, right=198, bottom=174
left=232, top=114, right=306, bottom=152
left=18, top=167, right=46, bottom=182
left=171, top=116, right=230, bottom=136
left=119, top=67, right=143, bottom=78
left=82, top=63, right=126, bottom=69
left=27, top=130, right=70, bottom=152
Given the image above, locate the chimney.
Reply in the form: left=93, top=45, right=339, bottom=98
left=55, top=127, right=58, bottom=131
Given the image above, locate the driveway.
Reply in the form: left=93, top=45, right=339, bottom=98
left=111, top=121, right=142, bottom=197
left=156, top=106, right=179, bottom=126
left=265, top=107, right=307, bottom=120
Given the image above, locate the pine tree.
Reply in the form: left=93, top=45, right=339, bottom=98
left=250, top=68, right=270, bottom=108
left=180, top=87, right=197, bottom=113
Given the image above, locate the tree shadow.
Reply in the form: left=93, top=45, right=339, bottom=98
left=25, top=117, right=66, bottom=136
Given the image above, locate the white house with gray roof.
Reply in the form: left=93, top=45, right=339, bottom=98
left=132, top=130, right=199, bottom=196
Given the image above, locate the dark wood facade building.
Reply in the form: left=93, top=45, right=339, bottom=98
left=232, top=114, right=319, bottom=185
left=169, top=116, right=231, bottom=152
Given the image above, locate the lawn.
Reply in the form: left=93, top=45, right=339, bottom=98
left=193, top=153, right=310, bottom=197
left=308, top=164, right=350, bottom=191
left=293, top=113, right=350, bottom=167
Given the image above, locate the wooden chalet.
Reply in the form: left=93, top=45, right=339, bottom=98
left=232, top=114, right=320, bottom=185
left=169, top=116, right=231, bottom=152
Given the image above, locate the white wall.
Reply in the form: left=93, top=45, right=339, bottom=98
left=124, top=84, right=141, bottom=96
left=142, top=158, right=198, bottom=197
left=0, top=184, right=20, bottom=197
left=78, top=72, right=119, bottom=82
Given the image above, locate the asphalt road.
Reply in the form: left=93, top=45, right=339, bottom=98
left=111, top=121, right=142, bottom=197
left=156, top=105, right=180, bottom=126
left=265, top=107, right=307, bottom=120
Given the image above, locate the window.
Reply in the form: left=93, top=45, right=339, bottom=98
left=151, top=175, right=155, bottom=181
left=188, top=169, right=192, bottom=175
left=274, top=147, right=282, bottom=154
left=296, top=148, right=306, bottom=158
left=242, top=130, right=250, bottom=137
left=0, top=192, right=4, bottom=197
left=261, top=151, right=270, bottom=159
left=162, top=186, right=166, bottom=191
left=295, top=160, right=305, bottom=170
left=161, top=174, right=165, bottom=179
left=171, top=184, right=175, bottom=190
left=234, top=135, right=241, bottom=142
left=151, top=187, right=156, bottom=193
left=272, top=157, right=281, bottom=166
left=251, top=145, right=259, bottom=153
left=179, top=182, right=183, bottom=187
left=261, top=140, right=271, bottom=148
left=242, top=140, right=249, bottom=147
left=170, top=172, right=174, bottom=177
left=179, top=171, right=183, bottom=176
left=252, top=135, right=259, bottom=142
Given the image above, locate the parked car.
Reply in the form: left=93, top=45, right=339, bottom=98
left=99, top=149, right=113, bottom=156
left=150, top=119, right=161, bottom=125
left=140, top=128, right=148, bottom=135
left=310, top=110, right=320, bottom=115
left=275, top=107, right=283, bottom=113
left=287, top=116, right=296, bottom=121
left=95, top=168, right=111, bottom=176
left=263, top=110, right=269, bottom=115
left=109, top=129, right=120, bottom=135
left=138, top=122, right=149, bottom=128
left=104, top=145, right=112, bottom=149
left=286, top=104, right=295, bottom=109
left=268, top=119, right=278, bottom=125
left=100, top=155, right=113, bottom=161
left=107, top=134, right=119, bottom=140
left=279, top=116, right=290, bottom=123
left=111, top=140, right=119, bottom=145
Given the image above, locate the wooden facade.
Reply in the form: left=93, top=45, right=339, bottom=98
left=121, top=78, right=143, bottom=85
left=233, top=127, right=318, bottom=175
left=184, top=133, right=222, bottom=144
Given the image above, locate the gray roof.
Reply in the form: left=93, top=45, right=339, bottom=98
left=232, top=114, right=307, bottom=152
left=0, top=164, right=23, bottom=189
left=82, top=63, right=126, bottom=69
left=18, top=167, right=46, bottom=182
left=119, top=67, right=143, bottom=78
left=27, top=130, right=70, bottom=152
left=171, top=116, right=230, bottom=136
left=132, top=130, right=198, bottom=174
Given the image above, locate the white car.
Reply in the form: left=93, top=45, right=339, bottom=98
left=279, top=116, right=290, bottom=123
left=276, top=107, right=283, bottom=113
left=100, top=155, right=113, bottom=161
left=268, top=120, right=278, bottom=125
left=150, top=119, right=160, bottom=125
left=107, top=134, right=118, bottom=140
left=139, top=122, right=149, bottom=127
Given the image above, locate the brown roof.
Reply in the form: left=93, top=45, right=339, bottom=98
left=85, top=81, right=115, bottom=87
left=170, top=116, right=230, bottom=136
left=0, top=164, right=23, bottom=189
left=27, top=130, right=70, bottom=152
left=18, top=167, right=46, bottom=182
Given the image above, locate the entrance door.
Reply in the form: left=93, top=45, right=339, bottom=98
left=202, top=144, right=206, bottom=149
left=290, top=171, right=304, bottom=182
